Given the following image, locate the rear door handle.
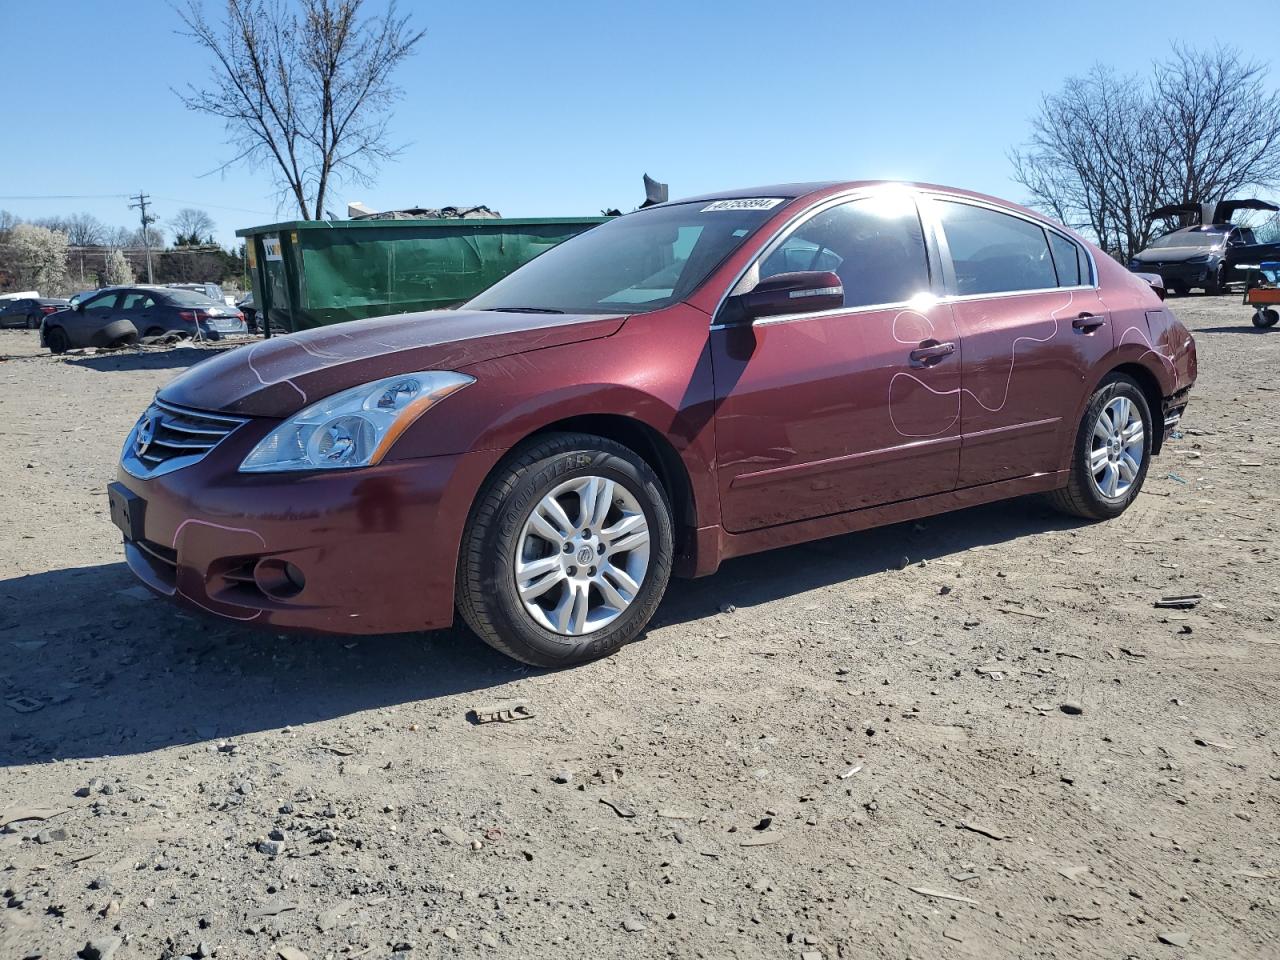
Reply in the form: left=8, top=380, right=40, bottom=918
left=909, top=341, right=956, bottom=366
left=1072, top=313, right=1106, bottom=333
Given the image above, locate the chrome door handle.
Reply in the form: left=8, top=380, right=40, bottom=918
left=909, top=341, right=956, bottom=366
left=1072, top=313, right=1106, bottom=333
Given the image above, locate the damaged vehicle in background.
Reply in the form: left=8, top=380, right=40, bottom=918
left=1130, top=199, right=1280, bottom=294
left=42, top=286, right=247, bottom=353
left=111, top=181, right=1196, bottom=669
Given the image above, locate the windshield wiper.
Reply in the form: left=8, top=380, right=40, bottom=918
left=481, top=306, right=565, bottom=314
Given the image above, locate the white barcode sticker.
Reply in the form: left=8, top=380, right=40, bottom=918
left=701, top=198, right=785, bottom=212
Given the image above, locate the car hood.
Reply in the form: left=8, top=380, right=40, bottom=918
left=1132, top=246, right=1222, bottom=263
left=159, top=308, right=627, bottom=417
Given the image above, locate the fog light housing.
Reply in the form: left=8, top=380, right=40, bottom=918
left=254, top=559, right=306, bottom=599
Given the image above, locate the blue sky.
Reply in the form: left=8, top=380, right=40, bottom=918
left=3, top=0, right=1278, bottom=247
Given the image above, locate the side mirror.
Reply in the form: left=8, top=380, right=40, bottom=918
left=1133, top=271, right=1167, bottom=301
left=739, top=270, right=844, bottom=320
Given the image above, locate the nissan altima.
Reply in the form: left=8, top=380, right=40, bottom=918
left=111, top=182, right=1197, bottom=667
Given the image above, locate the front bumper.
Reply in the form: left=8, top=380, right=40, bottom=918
left=1133, top=262, right=1213, bottom=285
left=113, top=414, right=501, bottom=634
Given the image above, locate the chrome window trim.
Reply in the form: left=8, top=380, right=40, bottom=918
left=707, top=283, right=1100, bottom=331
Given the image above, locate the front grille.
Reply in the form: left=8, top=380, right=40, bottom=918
left=122, top=399, right=247, bottom=478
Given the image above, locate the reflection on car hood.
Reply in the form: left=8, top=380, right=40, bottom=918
left=1132, top=246, right=1221, bottom=263
left=158, top=308, right=627, bottom=418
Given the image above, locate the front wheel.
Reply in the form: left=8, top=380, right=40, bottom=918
left=1203, top=265, right=1225, bottom=295
left=1048, top=374, right=1152, bottom=520
left=26, top=315, right=40, bottom=329
left=456, top=432, right=675, bottom=667
left=45, top=327, right=69, bottom=354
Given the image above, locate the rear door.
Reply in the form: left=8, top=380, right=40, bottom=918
left=118, top=290, right=159, bottom=333
left=710, top=191, right=962, bottom=531
left=926, top=197, right=1111, bottom=487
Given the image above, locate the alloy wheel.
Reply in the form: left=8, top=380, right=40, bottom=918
left=1089, top=396, right=1144, bottom=499
left=514, top=475, right=650, bottom=636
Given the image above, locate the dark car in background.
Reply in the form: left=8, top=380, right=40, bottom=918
left=1131, top=198, right=1280, bottom=294
left=0, top=297, right=70, bottom=329
left=42, top=286, right=247, bottom=353
left=1129, top=225, right=1244, bottom=294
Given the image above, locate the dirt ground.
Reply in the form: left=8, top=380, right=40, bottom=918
left=1, top=296, right=1277, bottom=960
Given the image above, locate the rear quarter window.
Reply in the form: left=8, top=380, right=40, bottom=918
left=1048, top=232, right=1089, bottom=287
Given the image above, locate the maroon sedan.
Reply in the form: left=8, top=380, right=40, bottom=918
left=111, top=182, right=1197, bottom=666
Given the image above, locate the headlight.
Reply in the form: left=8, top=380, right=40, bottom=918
left=1187, top=254, right=1210, bottom=263
left=239, top=371, right=474, bottom=473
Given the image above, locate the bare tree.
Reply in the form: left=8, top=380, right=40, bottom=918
left=175, top=0, right=425, bottom=220
left=172, top=207, right=217, bottom=245
left=1011, top=46, right=1280, bottom=260
left=60, top=213, right=108, bottom=247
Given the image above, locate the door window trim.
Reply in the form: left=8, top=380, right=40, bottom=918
left=710, top=187, right=945, bottom=329
left=918, top=192, right=1099, bottom=301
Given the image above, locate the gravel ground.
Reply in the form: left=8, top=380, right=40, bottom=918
left=1, top=296, right=1277, bottom=960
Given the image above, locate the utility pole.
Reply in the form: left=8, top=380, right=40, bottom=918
left=128, top=191, right=155, bottom=283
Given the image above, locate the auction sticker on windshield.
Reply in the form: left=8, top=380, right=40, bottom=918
left=701, top=198, right=785, bottom=212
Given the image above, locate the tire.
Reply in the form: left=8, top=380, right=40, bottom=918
left=1203, top=265, right=1225, bottom=295
left=1169, top=281, right=1188, bottom=297
left=26, top=314, right=40, bottom=329
left=1253, top=308, right=1279, bottom=328
left=1048, top=373, right=1153, bottom=521
left=456, top=432, right=675, bottom=668
left=45, top=327, right=69, bottom=354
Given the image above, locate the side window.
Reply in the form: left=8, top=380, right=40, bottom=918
left=120, top=293, right=156, bottom=310
left=937, top=201, right=1057, bottom=295
left=756, top=194, right=930, bottom=309
left=83, top=293, right=119, bottom=314
left=1048, top=232, right=1087, bottom=287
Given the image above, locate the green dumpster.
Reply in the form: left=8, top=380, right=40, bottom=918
left=236, top=216, right=607, bottom=333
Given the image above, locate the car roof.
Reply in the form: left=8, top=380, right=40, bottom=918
left=657, top=180, right=1061, bottom=224
left=1161, top=224, right=1233, bottom=237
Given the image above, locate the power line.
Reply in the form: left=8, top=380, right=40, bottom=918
left=151, top=197, right=273, bottom=216
left=0, top=194, right=130, bottom=201
left=0, top=193, right=273, bottom=216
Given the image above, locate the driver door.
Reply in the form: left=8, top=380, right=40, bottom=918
left=63, top=291, right=122, bottom=346
left=709, top=193, right=963, bottom=532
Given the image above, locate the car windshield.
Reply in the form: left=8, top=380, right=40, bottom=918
left=466, top=199, right=788, bottom=314
left=161, top=289, right=224, bottom=306
left=1149, top=231, right=1224, bottom=249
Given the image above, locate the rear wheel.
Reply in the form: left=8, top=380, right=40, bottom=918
left=1048, top=374, right=1152, bottom=520
left=45, top=327, right=69, bottom=354
left=1253, top=308, right=1279, bottom=328
left=26, top=314, right=40, bottom=329
left=456, top=432, right=675, bottom=668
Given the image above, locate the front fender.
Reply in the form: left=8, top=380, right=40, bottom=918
left=385, top=304, right=722, bottom=529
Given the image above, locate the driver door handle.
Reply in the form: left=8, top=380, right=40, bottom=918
left=909, top=341, right=956, bottom=366
left=1072, top=313, right=1106, bottom=333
